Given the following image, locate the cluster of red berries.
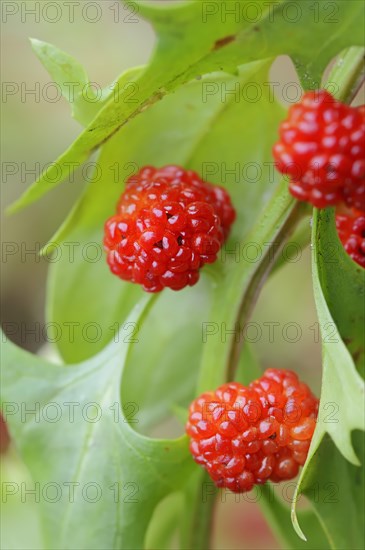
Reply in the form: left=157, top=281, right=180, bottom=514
left=104, top=166, right=235, bottom=292
left=336, top=210, right=365, bottom=268
left=273, top=90, right=365, bottom=212
left=273, top=89, right=365, bottom=267
left=186, top=369, right=318, bottom=493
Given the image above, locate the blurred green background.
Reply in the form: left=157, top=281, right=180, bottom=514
left=1, top=2, right=326, bottom=549
left=1, top=0, right=155, bottom=351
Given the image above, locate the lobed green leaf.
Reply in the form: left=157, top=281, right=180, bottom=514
left=291, top=208, right=365, bottom=546
left=9, top=0, right=364, bottom=212
left=1, top=298, right=194, bottom=550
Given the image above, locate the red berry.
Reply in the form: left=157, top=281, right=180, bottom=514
left=186, top=369, right=318, bottom=493
left=104, top=165, right=235, bottom=292
left=273, top=90, right=365, bottom=211
left=336, top=209, right=365, bottom=268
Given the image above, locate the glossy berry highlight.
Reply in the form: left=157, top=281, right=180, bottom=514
left=336, top=209, right=365, bottom=268
left=273, top=90, right=365, bottom=211
left=104, top=165, right=235, bottom=292
left=186, top=369, right=318, bottom=493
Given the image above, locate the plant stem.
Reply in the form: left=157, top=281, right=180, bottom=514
left=226, top=190, right=308, bottom=382
left=326, top=46, right=364, bottom=103
left=271, top=217, right=311, bottom=275
left=187, top=471, right=217, bottom=550
left=226, top=46, right=365, bottom=383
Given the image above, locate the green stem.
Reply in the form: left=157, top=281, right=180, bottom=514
left=226, top=193, right=308, bottom=382
left=190, top=472, right=217, bottom=550
left=271, top=217, right=311, bottom=275
left=325, top=47, right=364, bottom=103
left=181, top=471, right=217, bottom=550
left=197, top=181, right=308, bottom=394
left=226, top=45, right=365, bottom=384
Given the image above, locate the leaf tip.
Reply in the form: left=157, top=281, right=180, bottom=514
left=6, top=200, right=22, bottom=216
left=29, top=37, right=45, bottom=50
left=290, top=505, right=307, bottom=542
left=341, top=444, right=361, bottom=467
left=330, top=427, right=363, bottom=466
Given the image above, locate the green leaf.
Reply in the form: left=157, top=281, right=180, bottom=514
left=1, top=449, right=44, bottom=550
left=42, top=61, right=294, bottom=549
left=122, top=274, right=214, bottom=433
left=30, top=39, right=143, bottom=128
left=44, top=62, right=297, bottom=549
left=310, top=208, right=364, bottom=460
left=7, top=8, right=365, bottom=548
left=312, top=208, right=364, bottom=375
left=293, top=432, right=364, bottom=549
left=30, top=39, right=98, bottom=126
left=10, top=0, right=364, bottom=212
left=291, top=208, right=365, bottom=545
left=7, top=64, right=143, bottom=214
left=47, top=60, right=283, bottom=363
left=43, top=112, right=145, bottom=365
left=137, top=0, right=364, bottom=90
left=0, top=298, right=194, bottom=550
left=260, top=485, right=330, bottom=550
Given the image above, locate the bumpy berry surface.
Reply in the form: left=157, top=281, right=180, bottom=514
left=273, top=90, right=365, bottom=211
left=186, top=369, right=318, bottom=493
left=104, top=165, right=235, bottom=292
left=336, top=210, right=365, bottom=268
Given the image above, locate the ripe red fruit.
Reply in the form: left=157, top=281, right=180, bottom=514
left=186, top=369, right=318, bottom=493
left=104, top=165, right=235, bottom=292
left=336, top=209, right=365, bottom=268
left=273, top=90, right=365, bottom=211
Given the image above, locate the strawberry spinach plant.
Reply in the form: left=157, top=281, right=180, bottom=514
left=1, top=1, right=364, bottom=548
